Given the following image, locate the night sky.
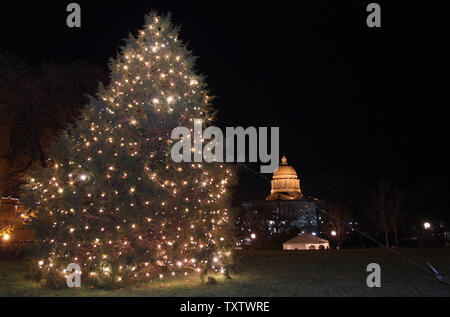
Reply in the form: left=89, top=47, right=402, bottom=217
left=1, top=1, right=449, bottom=216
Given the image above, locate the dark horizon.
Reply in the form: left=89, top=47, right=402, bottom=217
left=1, top=1, right=449, bottom=220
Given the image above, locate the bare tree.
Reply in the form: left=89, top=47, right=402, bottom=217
left=390, top=189, right=404, bottom=248
left=324, top=202, right=351, bottom=249
left=368, top=181, right=404, bottom=248
left=0, top=53, right=105, bottom=195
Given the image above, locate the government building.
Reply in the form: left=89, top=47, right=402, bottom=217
left=237, top=155, right=322, bottom=248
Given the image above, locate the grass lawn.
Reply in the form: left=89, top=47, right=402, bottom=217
left=1, top=248, right=450, bottom=296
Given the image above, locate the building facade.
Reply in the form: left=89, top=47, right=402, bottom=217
left=238, top=155, right=321, bottom=248
left=0, top=196, right=34, bottom=242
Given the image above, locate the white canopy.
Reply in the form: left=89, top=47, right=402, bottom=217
left=283, top=233, right=329, bottom=250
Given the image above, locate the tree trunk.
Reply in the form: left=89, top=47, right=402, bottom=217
left=394, top=228, right=399, bottom=248
left=337, top=236, right=343, bottom=250
left=32, top=131, right=47, bottom=167
left=384, top=228, right=390, bottom=248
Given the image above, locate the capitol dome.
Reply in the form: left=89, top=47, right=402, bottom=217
left=272, top=156, right=298, bottom=179
left=266, top=155, right=303, bottom=200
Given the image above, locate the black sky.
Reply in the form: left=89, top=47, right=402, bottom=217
left=1, top=1, right=450, bottom=214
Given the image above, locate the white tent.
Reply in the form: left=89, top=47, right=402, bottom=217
left=283, top=233, right=330, bottom=250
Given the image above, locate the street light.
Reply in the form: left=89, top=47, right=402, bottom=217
left=424, top=222, right=431, bottom=229
left=331, top=230, right=337, bottom=236
left=250, top=233, right=256, bottom=240
left=2, top=233, right=10, bottom=241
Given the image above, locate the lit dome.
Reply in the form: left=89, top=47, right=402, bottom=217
left=266, top=155, right=303, bottom=200
left=273, top=156, right=298, bottom=179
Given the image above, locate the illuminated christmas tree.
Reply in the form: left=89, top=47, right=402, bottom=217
left=21, top=13, right=236, bottom=288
